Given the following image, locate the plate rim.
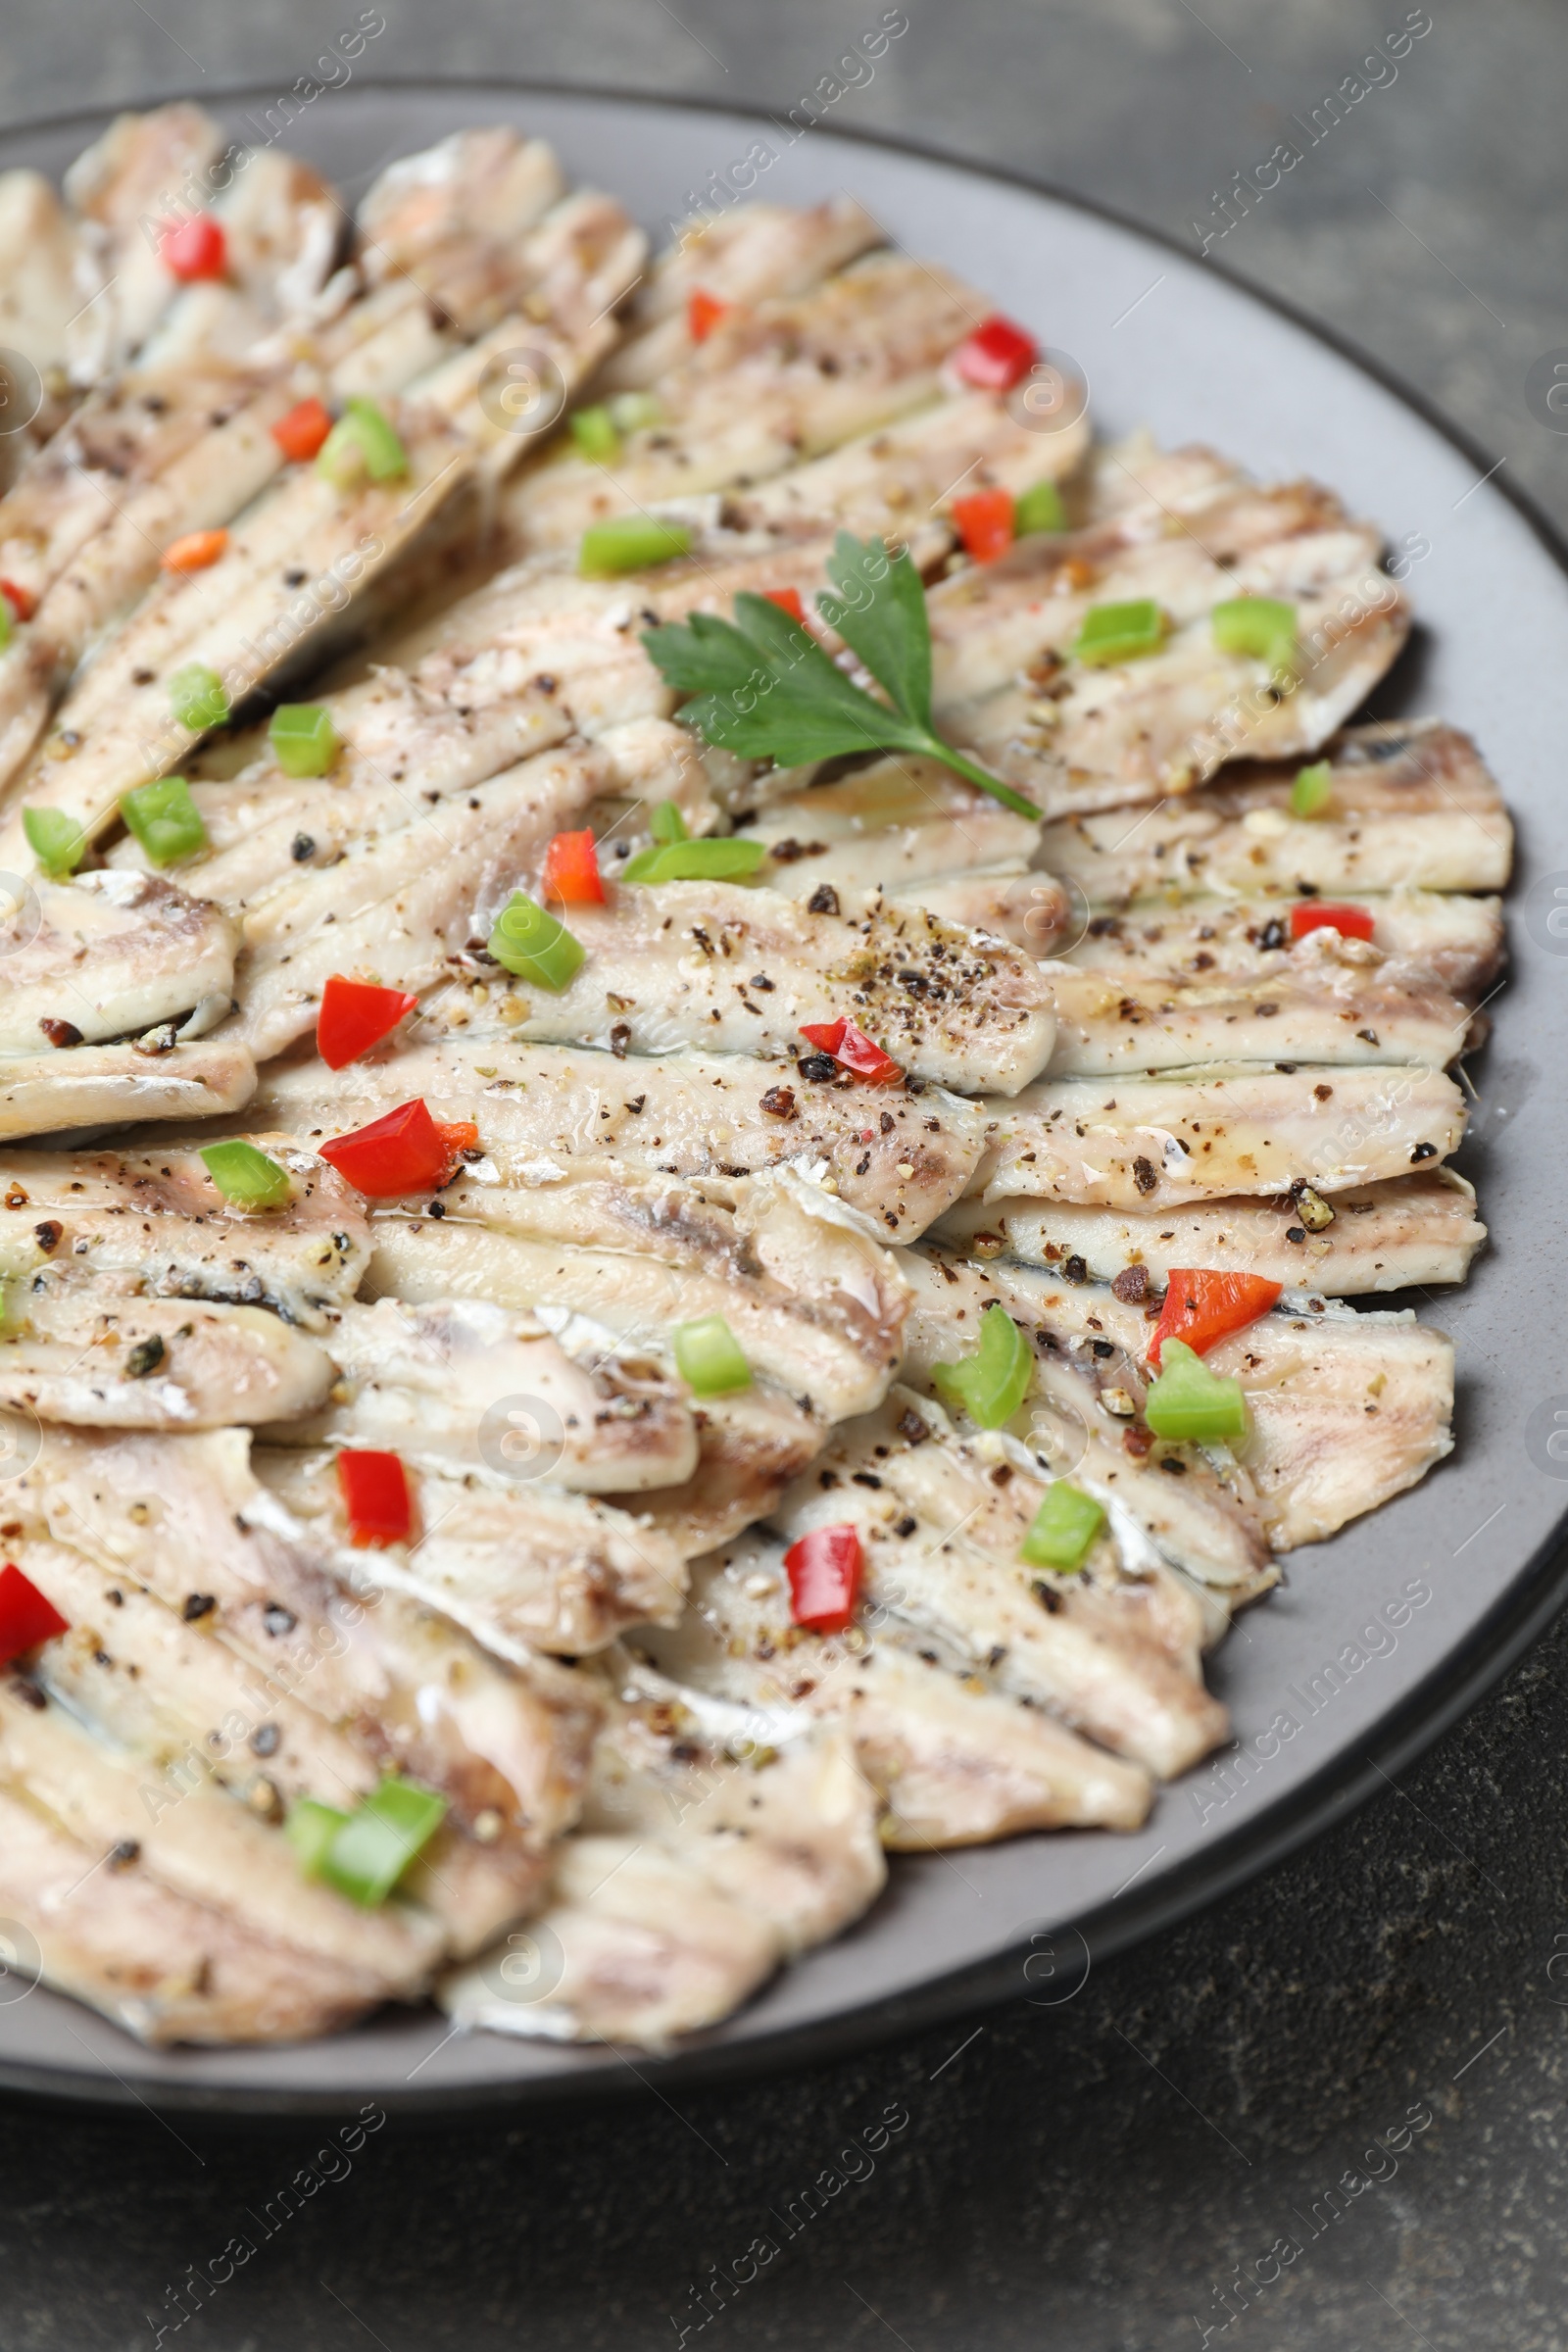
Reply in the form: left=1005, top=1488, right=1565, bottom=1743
left=0, top=73, right=1562, bottom=2119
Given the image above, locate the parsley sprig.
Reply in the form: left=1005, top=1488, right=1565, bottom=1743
left=640, top=532, right=1041, bottom=819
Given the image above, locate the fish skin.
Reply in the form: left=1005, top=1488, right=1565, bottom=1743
left=287, top=1294, right=703, bottom=1497
left=497, top=880, right=1057, bottom=1097
left=906, top=1250, right=1456, bottom=1552
left=766, top=1389, right=1230, bottom=1779
left=1037, top=720, right=1512, bottom=903
left=253, top=1444, right=689, bottom=1658
left=0, top=1134, right=368, bottom=1330
left=0, top=1274, right=335, bottom=1428
left=362, top=1161, right=911, bottom=1425
left=0, top=1781, right=386, bottom=2044
left=643, top=1530, right=1154, bottom=1842
left=0, top=871, right=237, bottom=1054
left=935, top=1169, right=1488, bottom=1298
left=0, top=1034, right=257, bottom=1143
left=12, top=1424, right=602, bottom=1855
left=236, top=1032, right=990, bottom=1242
left=975, top=1061, right=1467, bottom=1208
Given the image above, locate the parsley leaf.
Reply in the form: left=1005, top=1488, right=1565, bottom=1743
left=817, top=531, right=932, bottom=728
left=640, top=533, right=1041, bottom=819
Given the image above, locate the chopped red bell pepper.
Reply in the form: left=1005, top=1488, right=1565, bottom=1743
left=952, top=487, right=1015, bottom=564
left=953, top=314, right=1038, bottom=392
left=336, top=1450, right=413, bottom=1548
left=160, top=213, right=227, bottom=282
left=316, top=974, right=419, bottom=1069
left=0, top=578, right=36, bottom=623
left=798, top=1015, right=905, bottom=1086
left=0, top=1562, right=69, bottom=1669
left=542, top=827, right=606, bottom=905
left=784, top=1525, right=863, bottom=1633
left=1149, top=1268, right=1284, bottom=1367
left=318, top=1099, right=473, bottom=1197
left=688, top=289, right=731, bottom=343
left=762, top=585, right=807, bottom=624
left=270, top=397, right=334, bottom=464
left=161, top=528, right=228, bottom=573
left=1290, top=901, right=1376, bottom=943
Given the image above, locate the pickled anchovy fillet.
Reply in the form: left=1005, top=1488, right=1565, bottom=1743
left=254, top=1445, right=689, bottom=1658
left=0, top=1781, right=388, bottom=2044
left=12, top=1425, right=603, bottom=1859
left=488, top=880, right=1056, bottom=1097
left=0, top=1035, right=256, bottom=1143
left=0, top=1273, right=334, bottom=1427
left=238, top=1032, right=989, bottom=1241
left=932, top=880, right=1504, bottom=1001
left=286, top=1294, right=702, bottom=1497
left=643, top=1531, right=1154, bottom=1844
left=0, top=1134, right=366, bottom=1329
left=1035, top=721, right=1511, bottom=904
left=362, top=1160, right=910, bottom=1425
left=975, top=1062, right=1467, bottom=1208
left=0, top=871, right=236, bottom=1055
left=764, top=1389, right=1230, bottom=1779
left=441, top=1672, right=883, bottom=2046
left=935, top=1170, right=1487, bottom=1298
left=902, top=1249, right=1455, bottom=1551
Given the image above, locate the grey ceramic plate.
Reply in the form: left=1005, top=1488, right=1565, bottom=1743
left=0, top=82, right=1561, bottom=2116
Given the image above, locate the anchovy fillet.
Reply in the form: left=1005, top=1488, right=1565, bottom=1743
left=487, top=880, right=1057, bottom=1096
left=362, top=1161, right=910, bottom=1424
left=238, top=1032, right=989, bottom=1241
left=765, top=1390, right=1229, bottom=1778
left=0, top=871, right=236, bottom=1054
left=1036, top=721, right=1511, bottom=903
left=976, top=1062, right=1467, bottom=1207
left=643, top=1532, right=1154, bottom=1843
left=0, top=1035, right=256, bottom=1143
left=0, top=1135, right=367, bottom=1329
left=902, top=1250, right=1455, bottom=1551
left=936, top=1170, right=1487, bottom=1297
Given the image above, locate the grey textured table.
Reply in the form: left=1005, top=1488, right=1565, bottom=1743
left=1, top=4, right=1565, bottom=2345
